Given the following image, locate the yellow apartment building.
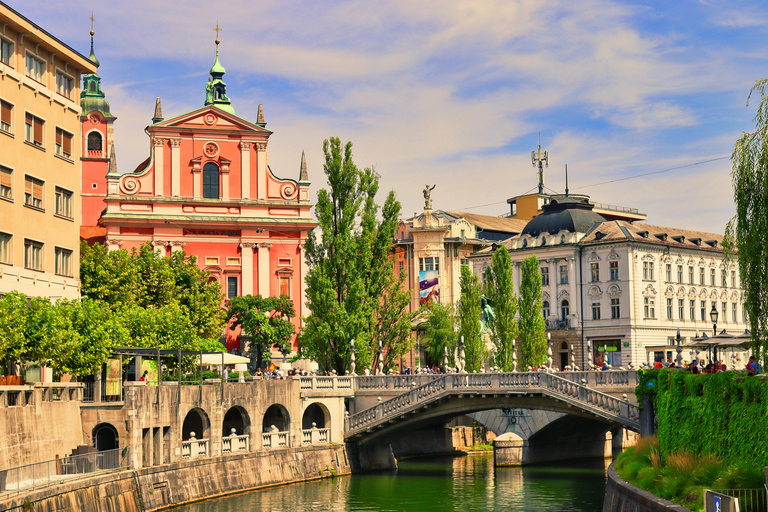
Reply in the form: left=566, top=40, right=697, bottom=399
left=0, top=2, right=97, bottom=299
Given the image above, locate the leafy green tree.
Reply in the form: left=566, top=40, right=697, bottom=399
left=457, top=264, right=486, bottom=372
left=485, top=246, right=519, bottom=371
left=80, top=241, right=225, bottom=338
left=372, top=271, right=413, bottom=370
left=422, top=301, right=456, bottom=366
left=227, top=295, right=295, bottom=370
left=727, top=77, right=768, bottom=365
left=518, top=255, right=547, bottom=369
left=0, top=292, right=29, bottom=375
left=302, top=137, right=402, bottom=374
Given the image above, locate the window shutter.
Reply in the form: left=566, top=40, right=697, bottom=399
left=0, top=167, right=10, bottom=188
left=55, top=129, right=62, bottom=146
left=63, top=132, right=71, bottom=155
left=25, top=112, right=32, bottom=126
left=33, top=179, right=42, bottom=203
left=25, top=176, right=32, bottom=197
left=34, top=117, right=43, bottom=144
left=1, top=101, right=10, bottom=126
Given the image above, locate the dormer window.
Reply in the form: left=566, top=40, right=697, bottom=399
left=654, top=233, right=668, bottom=241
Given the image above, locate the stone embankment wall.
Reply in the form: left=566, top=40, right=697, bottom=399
left=602, top=462, right=690, bottom=512
left=0, top=444, right=350, bottom=512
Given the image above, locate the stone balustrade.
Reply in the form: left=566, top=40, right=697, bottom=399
left=261, top=431, right=289, bottom=449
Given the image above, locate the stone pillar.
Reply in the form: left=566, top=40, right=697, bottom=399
left=240, top=141, right=252, bottom=199
left=258, top=242, right=272, bottom=296
left=106, top=238, right=122, bottom=252
left=171, top=241, right=185, bottom=254
left=220, top=158, right=231, bottom=200
left=192, top=159, right=201, bottom=198
left=298, top=243, right=307, bottom=317
left=152, top=137, right=165, bottom=196
left=604, top=431, right=613, bottom=458
left=241, top=243, right=255, bottom=296
left=256, top=142, right=267, bottom=199
left=94, top=368, right=102, bottom=404
left=568, top=257, right=579, bottom=321
left=549, top=258, right=558, bottom=315
left=170, top=138, right=182, bottom=197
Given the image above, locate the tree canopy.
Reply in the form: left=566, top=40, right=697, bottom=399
left=227, top=295, right=295, bottom=370
left=422, top=301, right=456, bottom=368
left=485, top=246, right=519, bottom=371
left=301, top=137, right=407, bottom=374
left=726, top=77, right=768, bottom=365
left=457, top=264, right=486, bottom=372
left=518, top=255, right=547, bottom=369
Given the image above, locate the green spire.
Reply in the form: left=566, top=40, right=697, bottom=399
left=81, top=20, right=114, bottom=118
left=204, top=30, right=235, bottom=115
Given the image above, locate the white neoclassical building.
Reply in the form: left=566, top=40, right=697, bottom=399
left=469, top=193, right=748, bottom=369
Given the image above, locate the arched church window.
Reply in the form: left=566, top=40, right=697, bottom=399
left=203, top=162, right=220, bottom=199
left=561, top=300, right=569, bottom=320
left=87, top=132, right=102, bottom=151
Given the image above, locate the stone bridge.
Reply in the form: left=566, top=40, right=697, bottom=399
left=344, top=371, right=640, bottom=447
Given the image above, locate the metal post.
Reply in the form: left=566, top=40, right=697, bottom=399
left=156, top=350, right=161, bottom=406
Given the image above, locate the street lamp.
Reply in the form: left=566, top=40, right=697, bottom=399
left=710, top=304, right=719, bottom=364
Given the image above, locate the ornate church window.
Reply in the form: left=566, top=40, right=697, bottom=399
left=203, top=162, right=220, bottom=199
left=87, top=132, right=102, bottom=151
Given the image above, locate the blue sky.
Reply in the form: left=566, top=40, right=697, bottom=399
left=16, top=0, right=768, bottom=233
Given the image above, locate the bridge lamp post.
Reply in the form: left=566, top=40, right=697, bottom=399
left=710, top=305, right=719, bottom=364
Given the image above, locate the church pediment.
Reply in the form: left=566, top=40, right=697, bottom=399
left=154, top=106, right=272, bottom=134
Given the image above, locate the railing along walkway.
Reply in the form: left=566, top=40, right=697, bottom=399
left=344, top=372, right=639, bottom=440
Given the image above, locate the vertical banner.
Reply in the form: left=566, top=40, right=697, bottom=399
left=105, top=359, right=121, bottom=396
left=419, top=270, right=440, bottom=305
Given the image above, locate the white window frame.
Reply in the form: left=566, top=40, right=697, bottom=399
left=25, top=52, right=45, bottom=83
left=0, top=164, right=12, bottom=201
left=0, top=98, right=12, bottom=133
left=54, top=185, right=73, bottom=219
left=55, top=68, right=75, bottom=99
left=0, top=36, right=13, bottom=67
left=24, top=238, right=43, bottom=271
left=0, top=231, right=11, bottom=265
left=54, top=246, right=73, bottom=277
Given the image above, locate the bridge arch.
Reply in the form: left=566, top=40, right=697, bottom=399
left=262, top=404, right=290, bottom=433
left=302, top=402, right=330, bottom=430
left=223, top=405, right=250, bottom=436
left=182, top=407, right=211, bottom=440
left=92, top=422, right=119, bottom=451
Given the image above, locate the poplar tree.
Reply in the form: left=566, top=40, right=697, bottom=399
left=485, top=246, right=519, bottom=371
left=423, top=301, right=456, bottom=366
left=457, top=264, right=486, bottom=372
left=727, top=77, right=768, bottom=365
left=518, top=255, right=547, bottom=369
left=302, top=138, right=405, bottom=374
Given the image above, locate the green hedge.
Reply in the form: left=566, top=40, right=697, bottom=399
left=648, top=370, right=768, bottom=469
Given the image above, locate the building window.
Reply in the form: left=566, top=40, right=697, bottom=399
left=665, top=264, right=671, bottom=282
left=666, top=298, right=672, bottom=320
left=731, top=270, right=736, bottom=288
left=644, top=296, right=655, bottom=319
left=722, top=302, right=727, bottom=322
left=559, top=264, right=568, bottom=284
left=54, top=247, right=72, bottom=277
left=55, top=128, right=73, bottom=159
left=732, top=303, right=737, bottom=323
left=591, top=302, right=601, bottom=320
left=643, top=261, right=654, bottom=280
left=55, top=70, right=74, bottom=99
left=678, top=299, right=684, bottom=320
left=0, top=232, right=10, bottom=264
left=0, top=38, right=12, bottom=67
left=227, top=257, right=241, bottom=266
left=701, top=301, right=706, bottom=322
left=0, top=165, right=11, bottom=200
left=24, top=175, right=43, bottom=209
left=609, top=261, right=618, bottom=281
left=541, top=267, right=549, bottom=286
left=590, top=263, right=599, bottom=282
left=611, top=298, right=620, bottom=319
left=678, top=265, right=683, bottom=283
left=699, top=267, right=704, bottom=285
left=25, top=54, right=45, bottom=83
left=690, top=299, right=695, bottom=320
left=227, top=276, right=238, bottom=299
left=24, top=239, right=42, bottom=271
left=721, top=269, right=727, bottom=287
left=0, top=100, right=11, bottom=133
left=87, top=131, right=102, bottom=151
left=399, top=260, right=404, bottom=275
left=54, top=187, right=73, bottom=218
left=25, top=113, right=44, bottom=146
left=460, top=259, right=469, bottom=267
left=542, top=300, right=550, bottom=318
left=419, top=257, right=439, bottom=272
left=279, top=276, right=291, bottom=297
left=202, top=162, right=220, bottom=199
left=560, top=300, right=569, bottom=320
left=710, top=268, right=715, bottom=286
left=689, top=266, right=694, bottom=284
left=204, top=257, right=219, bottom=265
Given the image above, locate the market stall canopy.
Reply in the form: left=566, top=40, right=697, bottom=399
left=200, top=352, right=250, bottom=365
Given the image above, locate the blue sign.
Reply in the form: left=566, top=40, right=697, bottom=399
left=714, top=496, right=721, bottom=512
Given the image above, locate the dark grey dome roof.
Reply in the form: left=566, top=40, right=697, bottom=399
left=521, top=195, right=606, bottom=238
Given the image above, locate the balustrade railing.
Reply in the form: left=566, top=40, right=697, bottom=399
left=261, top=431, right=289, bottom=449
left=300, top=376, right=353, bottom=392
left=221, top=432, right=250, bottom=454
left=301, top=428, right=330, bottom=445
left=181, top=436, right=209, bottom=459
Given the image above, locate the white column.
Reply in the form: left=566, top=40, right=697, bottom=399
left=153, top=138, right=165, bottom=196
left=220, top=159, right=230, bottom=200
left=258, top=242, right=272, bottom=296
left=106, top=238, right=122, bottom=253
left=192, top=160, right=201, bottom=198
left=170, top=138, right=181, bottom=197
left=512, top=261, right=521, bottom=295
left=549, top=258, right=558, bottom=313
left=256, top=142, right=267, bottom=199
left=568, top=257, right=579, bottom=320
left=240, top=142, right=252, bottom=199
left=241, top=243, right=255, bottom=296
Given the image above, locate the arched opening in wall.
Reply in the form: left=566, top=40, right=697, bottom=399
left=262, top=404, right=290, bottom=433
left=87, top=131, right=102, bottom=152
left=559, top=342, right=569, bottom=370
left=203, top=162, right=220, bottom=199
left=182, top=407, right=210, bottom=440
left=560, top=300, right=570, bottom=320
left=302, top=402, right=330, bottom=430
left=92, top=423, right=118, bottom=451
left=223, top=406, right=250, bottom=436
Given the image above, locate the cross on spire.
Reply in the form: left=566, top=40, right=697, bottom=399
left=213, top=22, right=222, bottom=44
left=89, top=12, right=95, bottom=31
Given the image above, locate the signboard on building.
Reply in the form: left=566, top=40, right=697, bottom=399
left=183, top=229, right=241, bottom=237
left=419, top=270, right=439, bottom=305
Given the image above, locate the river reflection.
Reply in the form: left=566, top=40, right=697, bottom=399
left=176, top=454, right=609, bottom=512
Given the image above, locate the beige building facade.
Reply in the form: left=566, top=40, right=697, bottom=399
left=0, top=2, right=97, bottom=299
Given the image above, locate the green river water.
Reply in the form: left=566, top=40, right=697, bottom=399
left=174, top=454, right=610, bottom=512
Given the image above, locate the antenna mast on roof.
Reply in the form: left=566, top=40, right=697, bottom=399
left=565, top=164, right=569, bottom=197
left=531, top=134, right=549, bottom=195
